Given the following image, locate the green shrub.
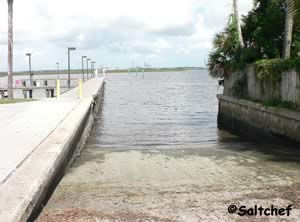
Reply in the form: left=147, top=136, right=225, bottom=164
left=262, top=99, right=298, bottom=109
left=255, top=58, right=300, bottom=82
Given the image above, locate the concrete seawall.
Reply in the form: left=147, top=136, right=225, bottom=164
left=0, top=77, right=105, bottom=222
left=223, top=65, right=300, bottom=104
left=218, top=94, right=300, bottom=143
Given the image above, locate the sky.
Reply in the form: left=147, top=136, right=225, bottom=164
left=0, top=0, right=252, bottom=71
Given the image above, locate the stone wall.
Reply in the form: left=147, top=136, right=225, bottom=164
left=218, top=95, right=300, bottom=143
left=224, top=66, right=300, bottom=104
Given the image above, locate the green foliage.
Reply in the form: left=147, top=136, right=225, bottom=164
left=208, top=0, right=300, bottom=79
left=255, top=58, right=300, bottom=81
left=289, top=0, right=300, bottom=32
left=208, top=15, right=243, bottom=78
left=291, top=0, right=300, bottom=57
left=262, top=98, right=298, bottom=109
left=242, top=0, right=285, bottom=59
left=255, top=59, right=283, bottom=82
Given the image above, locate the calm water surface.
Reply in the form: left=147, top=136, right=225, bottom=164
left=39, top=70, right=300, bottom=222
left=88, top=70, right=300, bottom=155
left=89, top=70, right=220, bottom=148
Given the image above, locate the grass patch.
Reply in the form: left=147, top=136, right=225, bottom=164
left=0, top=99, right=36, bottom=104
left=262, top=99, right=298, bottom=110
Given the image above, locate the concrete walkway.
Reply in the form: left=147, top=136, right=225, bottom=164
left=0, top=99, right=77, bottom=183
left=0, top=77, right=104, bottom=222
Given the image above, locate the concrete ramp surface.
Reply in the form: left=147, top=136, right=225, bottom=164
left=0, top=77, right=104, bottom=222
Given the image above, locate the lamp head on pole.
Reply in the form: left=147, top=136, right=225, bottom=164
left=68, top=47, right=76, bottom=51
left=26, top=53, right=31, bottom=57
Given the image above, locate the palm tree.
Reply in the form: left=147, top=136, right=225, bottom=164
left=233, top=0, right=244, bottom=48
left=7, top=0, right=14, bottom=99
left=252, top=0, right=257, bottom=9
left=283, top=0, right=294, bottom=58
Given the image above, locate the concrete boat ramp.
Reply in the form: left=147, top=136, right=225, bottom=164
left=0, top=77, right=105, bottom=222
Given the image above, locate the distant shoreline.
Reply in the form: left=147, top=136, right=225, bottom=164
left=0, top=67, right=207, bottom=77
left=107, top=67, right=207, bottom=73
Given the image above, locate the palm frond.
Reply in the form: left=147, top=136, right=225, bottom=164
left=293, top=0, right=300, bottom=31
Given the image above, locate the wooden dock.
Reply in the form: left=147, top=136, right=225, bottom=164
left=0, top=78, right=87, bottom=99
left=0, top=86, right=70, bottom=99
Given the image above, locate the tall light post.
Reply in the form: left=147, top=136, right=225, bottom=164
left=26, top=53, right=32, bottom=86
left=91, top=61, right=96, bottom=78
left=7, top=0, right=14, bottom=99
left=86, top=58, right=91, bottom=80
left=91, top=61, right=94, bottom=78
left=56, top=62, right=60, bottom=79
left=82, top=56, right=86, bottom=81
left=67, top=47, right=76, bottom=89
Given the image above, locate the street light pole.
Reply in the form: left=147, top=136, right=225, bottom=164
left=82, top=56, right=86, bottom=81
left=7, top=0, right=14, bottom=99
left=56, top=62, right=60, bottom=79
left=26, top=53, right=32, bottom=86
left=67, top=47, right=76, bottom=89
left=86, top=58, right=91, bottom=80
left=91, top=61, right=96, bottom=78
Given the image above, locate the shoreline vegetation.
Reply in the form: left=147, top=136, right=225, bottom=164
left=209, top=0, right=300, bottom=110
left=209, top=0, right=300, bottom=80
left=0, top=67, right=207, bottom=77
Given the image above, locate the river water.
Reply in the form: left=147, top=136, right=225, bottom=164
left=38, top=70, right=300, bottom=222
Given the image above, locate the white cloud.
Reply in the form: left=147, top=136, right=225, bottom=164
left=0, top=0, right=252, bottom=70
